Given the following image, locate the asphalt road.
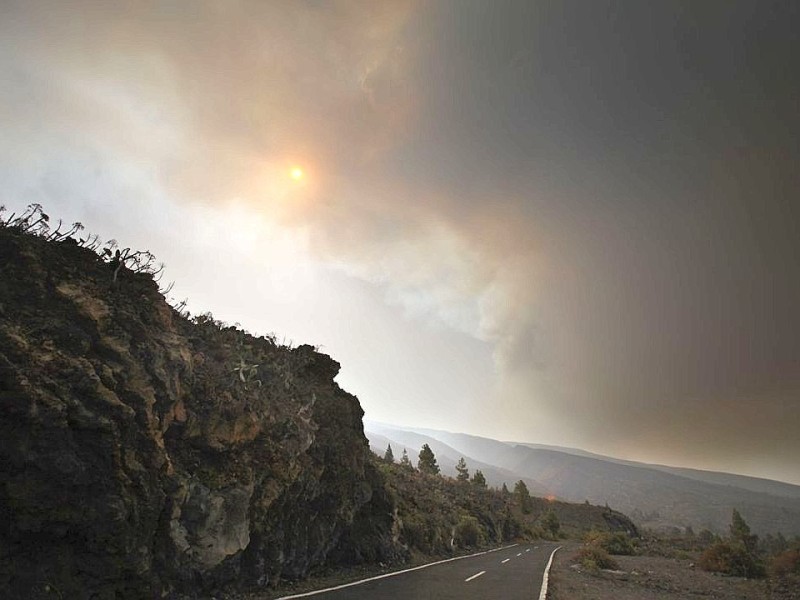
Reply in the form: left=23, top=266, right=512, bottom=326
left=279, top=542, right=560, bottom=600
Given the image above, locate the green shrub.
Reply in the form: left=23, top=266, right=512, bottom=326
left=454, top=515, right=483, bottom=548
left=574, top=544, right=619, bottom=571
left=401, top=516, right=431, bottom=553
left=501, top=514, right=523, bottom=541
left=584, top=530, right=635, bottom=555
left=699, top=541, right=765, bottom=578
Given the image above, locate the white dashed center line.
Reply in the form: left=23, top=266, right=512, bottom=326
left=517, top=552, right=522, bottom=557
left=465, top=571, right=486, bottom=582
left=501, top=558, right=510, bottom=564
left=526, top=549, right=531, bottom=553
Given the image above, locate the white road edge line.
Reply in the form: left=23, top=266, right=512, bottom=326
left=464, top=570, right=486, bottom=582
left=501, top=558, right=510, bottom=564
left=538, top=546, right=562, bottom=600
left=276, top=543, right=519, bottom=599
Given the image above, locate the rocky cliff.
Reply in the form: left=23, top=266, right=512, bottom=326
left=0, top=225, right=399, bottom=599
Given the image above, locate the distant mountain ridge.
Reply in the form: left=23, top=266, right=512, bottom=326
left=509, top=442, right=800, bottom=500
left=365, top=421, right=800, bottom=536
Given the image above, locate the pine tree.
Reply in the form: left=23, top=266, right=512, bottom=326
left=455, top=457, right=470, bottom=482
left=514, top=480, right=532, bottom=514
left=501, top=483, right=510, bottom=497
left=730, top=509, right=758, bottom=554
left=699, top=509, right=764, bottom=577
left=399, top=448, right=413, bottom=470
left=418, top=443, right=440, bottom=475
left=383, top=444, right=394, bottom=463
left=471, top=470, right=487, bottom=488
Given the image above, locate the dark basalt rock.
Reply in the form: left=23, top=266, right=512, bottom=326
left=0, top=227, right=399, bottom=599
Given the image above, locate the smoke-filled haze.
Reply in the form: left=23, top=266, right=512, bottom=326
left=2, top=0, right=799, bottom=484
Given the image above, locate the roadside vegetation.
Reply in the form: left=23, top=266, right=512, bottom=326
left=558, top=507, right=800, bottom=600
left=374, top=444, right=637, bottom=561
left=573, top=530, right=636, bottom=571
left=694, top=508, right=800, bottom=584
left=573, top=508, right=800, bottom=577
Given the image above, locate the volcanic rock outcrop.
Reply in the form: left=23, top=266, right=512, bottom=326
left=0, top=226, right=398, bottom=599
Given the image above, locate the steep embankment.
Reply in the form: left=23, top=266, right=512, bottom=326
left=0, top=226, right=399, bottom=598
left=375, top=460, right=637, bottom=556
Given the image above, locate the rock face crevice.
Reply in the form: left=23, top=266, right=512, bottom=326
left=0, top=227, right=398, bottom=599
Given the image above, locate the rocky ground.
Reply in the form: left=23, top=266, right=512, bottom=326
left=548, top=543, right=799, bottom=600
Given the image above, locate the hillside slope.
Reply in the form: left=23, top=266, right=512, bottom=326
left=511, top=442, right=800, bottom=500
left=372, top=458, right=637, bottom=559
left=376, top=424, right=800, bottom=536
left=364, top=423, right=548, bottom=497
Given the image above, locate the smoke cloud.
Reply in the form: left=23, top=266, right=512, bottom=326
left=2, top=0, right=799, bottom=483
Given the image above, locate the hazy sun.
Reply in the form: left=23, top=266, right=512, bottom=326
left=289, top=166, right=304, bottom=181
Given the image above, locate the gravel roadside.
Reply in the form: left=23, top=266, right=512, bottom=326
left=547, top=542, right=799, bottom=600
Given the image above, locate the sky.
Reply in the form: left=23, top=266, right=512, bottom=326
left=1, top=1, right=799, bottom=485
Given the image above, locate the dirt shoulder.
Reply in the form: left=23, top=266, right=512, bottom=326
left=547, top=543, right=799, bottom=600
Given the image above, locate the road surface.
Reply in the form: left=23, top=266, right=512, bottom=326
left=279, top=542, right=560, bottom=600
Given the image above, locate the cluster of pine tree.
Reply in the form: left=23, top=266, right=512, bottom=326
left=382, top=442, right=441, bottom=475
left=381, top=443, right=531, bottom=495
